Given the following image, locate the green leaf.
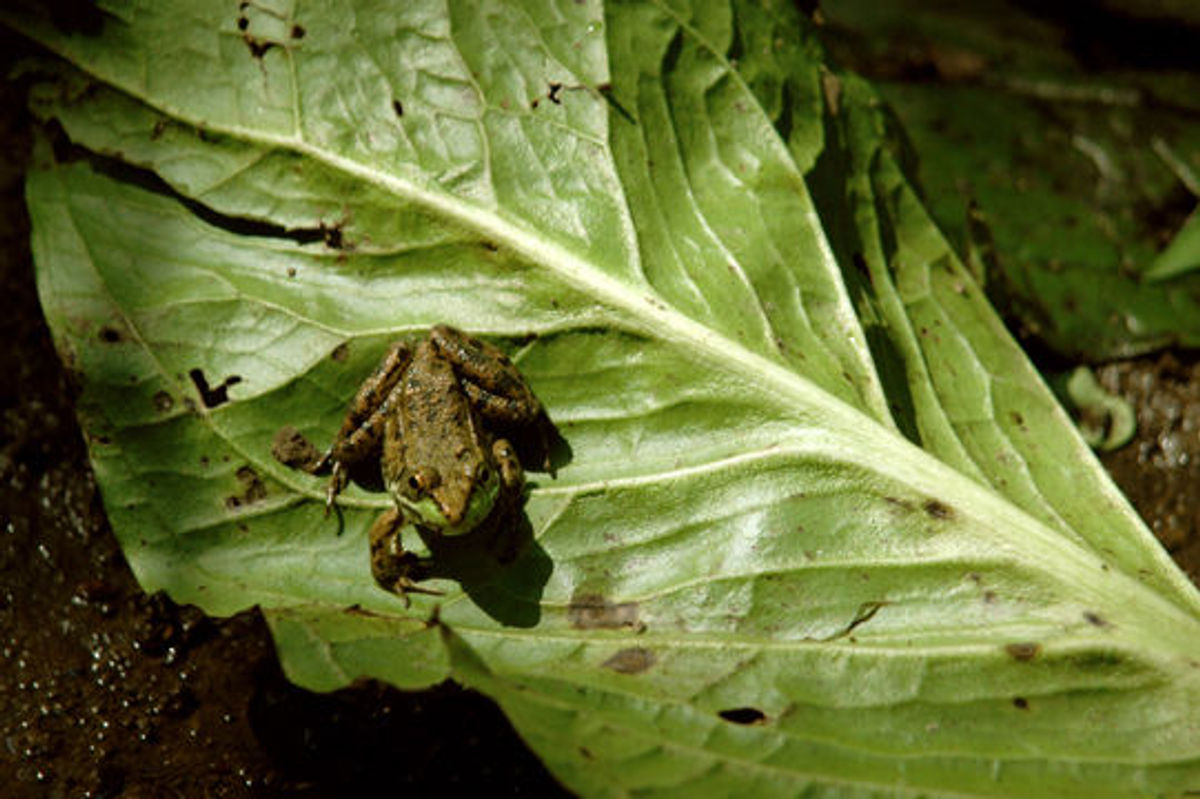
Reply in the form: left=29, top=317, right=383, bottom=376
left=821, top=4, right=1200, bottom=360
left=1144, top=207, right=1200, bottom=282
left=11, top=1, right=1200, bottom=795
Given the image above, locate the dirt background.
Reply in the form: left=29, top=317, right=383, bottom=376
left=3, top=14, right=1199, bottom=799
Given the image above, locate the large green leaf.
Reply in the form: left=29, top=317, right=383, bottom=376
left=821, top=1, right=1200, bottom=361
left=10, top=1, right=1200, bottom=795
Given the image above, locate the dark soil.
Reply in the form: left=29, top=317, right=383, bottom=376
left=1097, top=354, right=1200, bottom=584
left=3, top=14, right=1199, bottom=799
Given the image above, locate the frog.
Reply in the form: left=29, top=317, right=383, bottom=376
left=313, top=325, right=546, bottom=600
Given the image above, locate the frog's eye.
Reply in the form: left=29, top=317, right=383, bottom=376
left=407, top=468, right=439, bottom=494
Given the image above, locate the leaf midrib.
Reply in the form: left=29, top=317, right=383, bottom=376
left=38, top=35, right=1200, bottom=647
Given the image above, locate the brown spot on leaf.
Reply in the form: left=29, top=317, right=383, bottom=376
left=1083, top=611, right=1111, bottom=628
left=152, top=390, right=174, bottom=412
left=98, top=325, right=123, bottom=343
left=392, top=99, right=404, bottom=117
left=226, top=465, right=267, bottom=510
left=602, top=647, right=655, bottom=674
left=568, top=593, right=643, bottom=631
left=718, top=707, right=767, bottom=725
left=1005, top=642, right=1041, bottom=661
left=291, top=24, right=305, bottom=39
left=1012, top=697, right=1029, bottom=710
left=331, top=342, right=350, bottom=362
left=923, top=499, right=953, bottom=520
left=271, top=425, right=323, bottom=472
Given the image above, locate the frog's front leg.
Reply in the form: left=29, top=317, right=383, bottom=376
left=317, top=341, right=414, bottom=509
left=368, top=508, right=444, bottom=606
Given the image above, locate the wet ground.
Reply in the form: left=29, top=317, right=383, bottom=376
left=1097, top=354, right=1200, bottom=584
left=4, top=26, right=1200, bottom=799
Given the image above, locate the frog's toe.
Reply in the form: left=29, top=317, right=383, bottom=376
left=323, top=461, right=349, bottom=514
left=393, top=578, right=444, bottom=609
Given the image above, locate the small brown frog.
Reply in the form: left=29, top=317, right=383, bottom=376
left=314, top=326, right=546, bottom=599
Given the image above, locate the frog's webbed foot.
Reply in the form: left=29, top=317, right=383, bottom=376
left=369, top=508, right=443, bottom=607
left=388, top=578, right=444, bottom=610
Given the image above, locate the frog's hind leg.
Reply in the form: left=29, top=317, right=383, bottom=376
left=430, top=326, right=543, bottom=427
left=317, top=341, right=413, bottom=509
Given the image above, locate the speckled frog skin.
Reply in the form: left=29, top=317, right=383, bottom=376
left=316, top=326, right=544, bottom=599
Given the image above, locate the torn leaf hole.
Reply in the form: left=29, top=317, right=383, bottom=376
left=1012, top=697, right=1029, bottom=710
left=392, top=99, right=404, bottom=117
left=718, top=707, right=767, bottom=725
left=98, top=325, right=123, bottom=343
left=189, top=369, right=242, bottom=408
left=246, top=39, right=275, bottom=58
left=321, top=222, right=344, bottom=249
left=84, top=147, right=328, bottom=244
left=291, top=24, right=305, bottom=39
left=819, top=600, right=889, bottom=641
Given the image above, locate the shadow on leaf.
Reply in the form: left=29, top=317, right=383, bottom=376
left=416, top=505, right=551, bottom=628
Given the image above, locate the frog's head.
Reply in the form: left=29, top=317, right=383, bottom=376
left=391, top=459, right=501, bottom=537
